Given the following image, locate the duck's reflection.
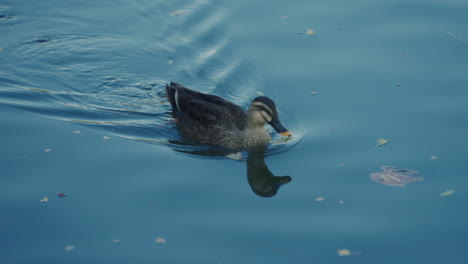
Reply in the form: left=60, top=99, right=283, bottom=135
left=247, top=150, right=291, bottom=197
left=172, top=143, right=291, bottom=197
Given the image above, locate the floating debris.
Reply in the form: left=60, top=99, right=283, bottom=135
left=305, top=29, right=316, bottom=35
left=57, top=193, right=67, bottom=198
left=44, top=148, right=52, bottom=152
left=430, top=156, right=438, bottom=160
left=396, top=83, right=403, bottom=87
left=112, top=239, right=121, bottom=243
left=337, top=248, right=360, bottom=257
left=40, top=196, right=49, bottom=203
left=309, top=91, right=318, bottom=95
left=65, top=245, right=76, bottom=251
left=256, top=91, right=265, bottom=96
left=297, top=29, right=316, bottom=35
left=376, top=138, right=389, bottom=147
left=440, top=190, right=455, bottom=197
left=72, top=130, right=80, bottom=134
left=168, top=60, right=173, bottom=64
left=370, top=166, right=423, bottom=187
left=168, top=9, right=191, bottom=16
left=445, top=32, right=467, bottom=44
left=155, top=236, right=167, bottom=244
left=226, top=152, right=243, bottom=161
left=103, top=136, right=110, bottom=140
left=315, top=197, right=325, bottom=202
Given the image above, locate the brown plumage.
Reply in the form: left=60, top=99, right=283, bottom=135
left=166, top=82, right=291, bottom=150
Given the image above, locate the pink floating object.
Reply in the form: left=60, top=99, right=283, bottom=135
left=370, top=166, right=423, bottom=186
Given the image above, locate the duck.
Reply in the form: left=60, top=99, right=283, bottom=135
left=165, top=82, right=291, bottom=150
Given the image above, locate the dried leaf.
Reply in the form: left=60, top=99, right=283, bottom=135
left=65, top=245, right=76, bottom=251
left=40, top=196, right=49, bottom=203
left=155, top=236, right=167, bottom=244
left=256, top=91, right=265, bottom=96
left=376, top=138, right=389, bottom=147
left=315, top=197, right=325, bottom=202
left=226, top=152, right=243, bottom=161
left=337, top=249, right=351, bottom=257
left=337, top=248, right=360, bottom=257
left=440, top=190, right=455, bottom=197
left=168, top=9, right=191, bottom=16
left=305, top=29, right=316, bottom=35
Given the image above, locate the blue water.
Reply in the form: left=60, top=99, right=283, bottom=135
left=1, top=0, right=467, bottom=263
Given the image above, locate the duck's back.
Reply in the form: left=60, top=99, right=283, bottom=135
left=165, top=82, right=247, bottom=148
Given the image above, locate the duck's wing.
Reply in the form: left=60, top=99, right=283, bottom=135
left=166, top=82, right=246, bottom=128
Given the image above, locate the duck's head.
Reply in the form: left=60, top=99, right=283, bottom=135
left=247, top=96, right=291, bottom=137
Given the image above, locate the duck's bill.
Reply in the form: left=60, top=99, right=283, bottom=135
left=270, top=119, right=292, bottom=137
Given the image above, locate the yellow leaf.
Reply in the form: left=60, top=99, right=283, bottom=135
left=315, top=197, right=325, bottom=202
left=440, top=190, right=455, bottom=197
left=306, top=29, right=316, bottom=35
left=376, top=138, right=389, bottom=147
left=40, top=196, right=49, bottom=203
left=337, top=249, right=351, bottom=257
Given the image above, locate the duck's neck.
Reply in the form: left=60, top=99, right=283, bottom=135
left=242, top=125, right=271, bottom=149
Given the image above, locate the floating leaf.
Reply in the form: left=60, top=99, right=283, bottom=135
left=168, top=60, right=173, bottom=64
left=72, top=130, right=80, bottom=134
left=430, top=156, right=438, bottom=160
left=65, top=245, right=75, bottom=251
left=168, top=9, right=191, bottom=16
left=226, top=152, right=243, bottom=161
left=337, top=248, right=360, bottom=257
left=315, top=197, right=325, bottom=202
left=440, top=190, right=455, bottom=197
left=256, top=91, right=265, bottom=96
left=376, top=138, right=389, bottom=147
left=337, top=249, right=351, bottom=257
left=155, top=236, right=167, bottom=244
left=305, top=29, right=316, bottom=35
left=40, top=196, right=49, bottom=203
left=103, top=136, right=110, bottom=140
left=370, top=166, right=423, bottom=187
left=44, top=148, right=51, bottom=152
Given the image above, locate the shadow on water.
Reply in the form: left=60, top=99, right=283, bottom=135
left=247, top=150, right=292, bottom=197
left=171, top=137, right=298, bottom=197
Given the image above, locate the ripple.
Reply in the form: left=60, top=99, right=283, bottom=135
left=0, top=0, right=302, bottom=157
